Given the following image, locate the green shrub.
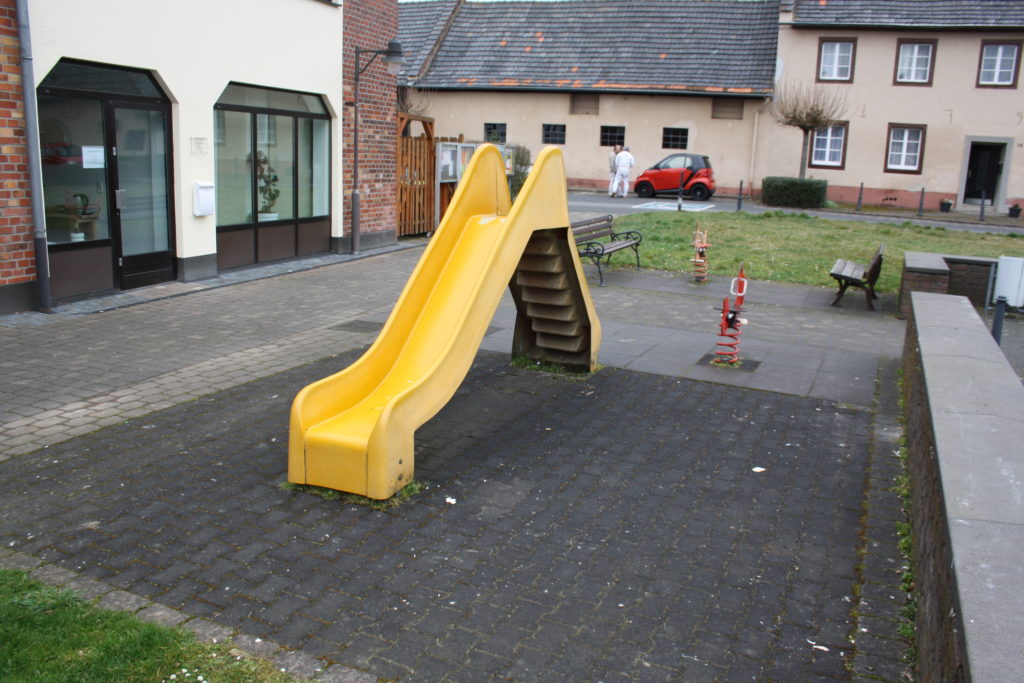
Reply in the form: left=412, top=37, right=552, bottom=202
left=762, top=176, right=828, bottom=208
left=507, top=145, right=531, bottom=201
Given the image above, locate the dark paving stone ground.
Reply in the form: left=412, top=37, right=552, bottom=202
left=1, top=348, right=873, bottom=681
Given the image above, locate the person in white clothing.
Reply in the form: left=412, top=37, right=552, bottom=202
left=607, top=144, right=622, bottom=196
left=613, top=147, right=635, bottom=197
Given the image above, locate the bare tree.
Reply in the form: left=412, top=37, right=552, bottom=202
left=769, top=80, right=851, bottom=179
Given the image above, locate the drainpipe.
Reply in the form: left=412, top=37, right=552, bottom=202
left=16, top=0, right=53, bottom=313
left=747, top=96, right=771, bottom=202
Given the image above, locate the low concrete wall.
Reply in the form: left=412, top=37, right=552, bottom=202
left=902, top=291, right=1024, bottom=682
left=899, top=251, right=996, bottom=318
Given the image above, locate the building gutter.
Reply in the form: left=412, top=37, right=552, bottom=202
left=748, top=96, right=771, bottom=198
left=16, top=0, right=53, bottom=313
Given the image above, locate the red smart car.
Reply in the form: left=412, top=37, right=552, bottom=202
left=634, top=153, right=716, bottom=201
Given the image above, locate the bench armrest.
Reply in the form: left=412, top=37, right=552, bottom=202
left=611, top=230, right=643, bottom=244
left=577, top=240, right=606, bottom=258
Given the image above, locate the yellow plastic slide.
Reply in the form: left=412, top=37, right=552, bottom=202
left=289, top=144, right=599, bottom=499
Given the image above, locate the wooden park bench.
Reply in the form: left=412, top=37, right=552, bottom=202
left=830, top=244, right=884, bottom=310
left=571, top=215, right=642, bottom=286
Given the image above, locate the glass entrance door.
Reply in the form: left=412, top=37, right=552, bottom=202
left=39, top=60, right=175, bottom=298
left=112, top=105, right=175, bottom=289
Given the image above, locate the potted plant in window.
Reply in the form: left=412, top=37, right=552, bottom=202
left=939, top=198, right=953, bottom=213
left=1010, top=203, right=1021, bottom=219
left=255, top=150, right=280, bottom=222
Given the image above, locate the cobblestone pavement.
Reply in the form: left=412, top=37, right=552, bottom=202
left=4, top=349, right=881, bottom=681
left=4, top=241, right=1015, bottom=680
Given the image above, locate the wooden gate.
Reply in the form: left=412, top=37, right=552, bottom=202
left=397, top=114, right=435, bottom=236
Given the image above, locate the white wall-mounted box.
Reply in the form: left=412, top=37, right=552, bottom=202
left=193, top=181, right=215, bottom=217
left=994, top=256, right=1024, bottom=307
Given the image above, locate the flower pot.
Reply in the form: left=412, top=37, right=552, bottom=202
left=258, top=212, right=279, bottom=222
left=70, top=231, right=85, bottom=242
left=1010, top=206, right=1022, bottom=219
left=939, top=202, right=952, bottom=213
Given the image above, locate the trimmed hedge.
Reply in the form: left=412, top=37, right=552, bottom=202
left=762, top=177, right=828, bottom=208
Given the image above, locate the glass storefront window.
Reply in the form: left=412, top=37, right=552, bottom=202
left=298, top=118, right=329, bottom=218
left=218, top=83, right=328, bottom=115
left=215, top=84, right=329, bottom=227
left=215, top=110, right=252, bottom=225
left=257, top=114, right=293, bottom=221
left=38, top=95, right=111, bottom=244
left=40, top=60, right=163, bottom=99
left=116, top=108, right=170, bottom=255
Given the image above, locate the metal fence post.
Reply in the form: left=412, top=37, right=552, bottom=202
left=856, top=182, right=863, bottom=212
left=737, top=180, right=743, bottom=212
left=992, top=296, right=1007, bottom=344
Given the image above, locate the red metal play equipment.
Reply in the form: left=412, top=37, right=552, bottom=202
left=713, top=264, right=748, bottom=365
left=691, top=228, right=711, bottom=283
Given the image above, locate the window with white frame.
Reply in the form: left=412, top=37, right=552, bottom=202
left=818, top=39, right=856, bottom=82
left=886, top=125, right=925, bottom=173
left=895, top=40, right=935, bottom=85
left=978, top=41, right=1021, bottom=87
left=810, top=123, right=847, bottom=168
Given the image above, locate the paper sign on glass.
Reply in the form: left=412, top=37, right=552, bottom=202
left=82, top=146, right=105, bottom=169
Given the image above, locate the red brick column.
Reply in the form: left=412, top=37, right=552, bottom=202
left=342, top=0, right=399, bottom=248
left=0, top=0, right=36, bottom=307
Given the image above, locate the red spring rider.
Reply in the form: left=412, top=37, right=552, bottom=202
left=714, top=264, right=748, bottom=365
left=691, top=228, right=711, bottom=283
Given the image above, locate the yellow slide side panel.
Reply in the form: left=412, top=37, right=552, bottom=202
left=288, top=145, right=511, bottom=489
left=290, top=145, right=579, bottom=499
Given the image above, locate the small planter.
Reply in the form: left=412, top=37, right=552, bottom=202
left=1010, top=205, right=1022, bottom=219
left=939, top=200, right=953, bottom=213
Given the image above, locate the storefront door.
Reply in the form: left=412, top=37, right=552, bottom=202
left=112, top=105, right=174, bottom=289
left=38, top=60, right=175, bottom=299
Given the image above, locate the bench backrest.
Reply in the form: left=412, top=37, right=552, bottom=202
left=571, top=215, right=614, bottom=240
left=865, top=244, right=885, bottom=284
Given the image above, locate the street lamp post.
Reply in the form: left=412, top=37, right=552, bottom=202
left=351, top=39, right=404, bottom=254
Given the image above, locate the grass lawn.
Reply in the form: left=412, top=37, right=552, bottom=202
left=0, top=569, right=301, bottom=683
left=614, top=211, right=1024, bottom=292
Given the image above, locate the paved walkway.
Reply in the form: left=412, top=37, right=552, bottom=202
left=1, top=242, right=1019, bottom=681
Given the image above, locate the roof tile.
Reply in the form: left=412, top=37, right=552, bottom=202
left=398, top=0, right=779, bottom=94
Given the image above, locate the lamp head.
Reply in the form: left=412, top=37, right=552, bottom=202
left=383, top=39, right=405, bottom=75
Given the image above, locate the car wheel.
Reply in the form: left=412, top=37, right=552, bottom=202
left=636, top=182, right=654, bottom=198
left=689, top=184, right=710, bottom=201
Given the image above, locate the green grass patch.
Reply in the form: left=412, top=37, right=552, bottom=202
left=280, top=479, right=424, bottom=510
left=0, top=568, right=300, bottom=682
left=510, top=354, right=598, bottom=377
left=614, top=211, right=1024, bottom=293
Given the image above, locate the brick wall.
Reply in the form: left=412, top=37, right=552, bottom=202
left=899, top=269, right=949, bottom=318
left=899, top=252, right=996, bottom=318
left=343, top=0, right=399, bottom=244
left=0, top=0, right=35, bottom=291
left=946, top=260, right=994, bottom=303
left=902, top=292, right=1024, bottom=681
left=901, top=310, right=966, bottom=682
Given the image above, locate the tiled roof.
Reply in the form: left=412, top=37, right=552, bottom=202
left=792, top=0, right=1024, bottom=28
left=396, top=0, right=459, bottom=82
left=398, top=0, right=779, bottom=95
